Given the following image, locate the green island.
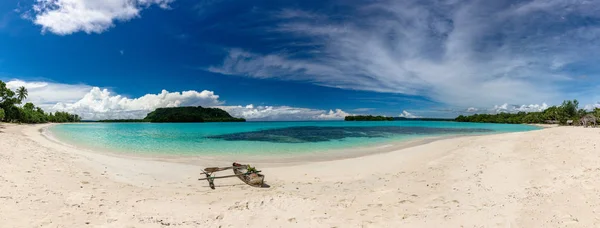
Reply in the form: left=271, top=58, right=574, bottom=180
left=98, top=106, right=246, bottom=123
left=0, top=80, right=80, bottom=123
left=146, top=106, right=245, bottom=122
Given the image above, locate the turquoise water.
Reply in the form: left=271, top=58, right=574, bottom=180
left=48, top=121, right=540, bottom=156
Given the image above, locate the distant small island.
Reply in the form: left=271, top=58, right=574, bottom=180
left=98, top=106, right=245, bottom=123
left=345, top=115, right=453, bottom=121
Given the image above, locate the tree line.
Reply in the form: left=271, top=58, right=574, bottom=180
left=0, top=80, right=81, bottom=123
left=455, top=100, right=600, bottom=124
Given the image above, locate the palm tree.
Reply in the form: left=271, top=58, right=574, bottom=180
left=16, top=86, right=28, bottom=103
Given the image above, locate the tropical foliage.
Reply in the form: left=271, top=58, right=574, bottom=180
left=16, top=86, right=28, bottom=103
left=143, top=106, right=246, bottom=122
left=0, top=80, right=81, bottom=123
left=455, top=100, right=597, bottom=125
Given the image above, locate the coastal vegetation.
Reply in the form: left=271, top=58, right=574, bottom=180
left=347, top=100, right=598, bottom=125
left=0, top=80, right=81, bottom=123
left=143, top=106, right=245, bottom=123
left=456, top=100, right=600, bottom=125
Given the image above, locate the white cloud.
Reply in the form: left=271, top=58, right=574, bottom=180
left=584, top=103, right=600, bottom=111
left=30, top=0, right=173, bottom=35
left=219, top=105, right=351, bottom=121
left=514, top=103, right=549, bottom=112
left=398, top=110, right=420, bottom=118
left=493, top=103, right=549, bottom=113
left=7, top=79, right=351, bottom=121
left=466, top=107, right=478, bottom=112
left=50, top=87, right=222, bottom=120
left=209, top=0, right=600, bottom=108
left=6, top=79, right=92, bottom=108
left=318, top=109, right=350, bottom=120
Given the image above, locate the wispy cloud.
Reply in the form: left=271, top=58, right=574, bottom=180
left=274, top=9, right=324, bottom=20
left=209, top=0, right=600, bottom=108
left=352, top=108, right=374, bottom=112
left=28, top=0, right=174, bottom=35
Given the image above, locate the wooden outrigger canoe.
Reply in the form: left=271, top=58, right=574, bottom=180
left=198, top=162, right=265, bottom=189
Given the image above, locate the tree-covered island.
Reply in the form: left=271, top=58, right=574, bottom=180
left=98, top=106, right=245, bottom=123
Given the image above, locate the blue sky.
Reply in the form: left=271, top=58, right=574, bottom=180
left=1, top=0, right=600, bottom=120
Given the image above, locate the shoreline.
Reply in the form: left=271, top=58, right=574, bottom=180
left=3, top=123, right=598, bottom=227
left=40, top=123, right=538, bottom=166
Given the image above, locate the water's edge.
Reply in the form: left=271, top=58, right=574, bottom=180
left=41, top=123, right=542, bottom=164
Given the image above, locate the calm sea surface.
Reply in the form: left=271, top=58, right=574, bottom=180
left=47, top=121, right=539, bottom=156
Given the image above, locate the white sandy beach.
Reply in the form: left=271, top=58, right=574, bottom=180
left=1, top=123, right=600, bottom=227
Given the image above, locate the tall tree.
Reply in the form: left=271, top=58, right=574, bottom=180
left=16, top=86, right=28, bottom=103
left=0, top=81, right=15, bottom=104
left=560, top=99, right=578, bottom=118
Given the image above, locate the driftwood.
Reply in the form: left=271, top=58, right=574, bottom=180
left=198, top=162, right=265, bottom=189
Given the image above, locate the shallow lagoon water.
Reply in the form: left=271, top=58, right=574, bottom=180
left=48, top=121, right=539, bottom=156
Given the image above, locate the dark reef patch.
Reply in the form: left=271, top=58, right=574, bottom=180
left=207, top=126, right=493, bottom=143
